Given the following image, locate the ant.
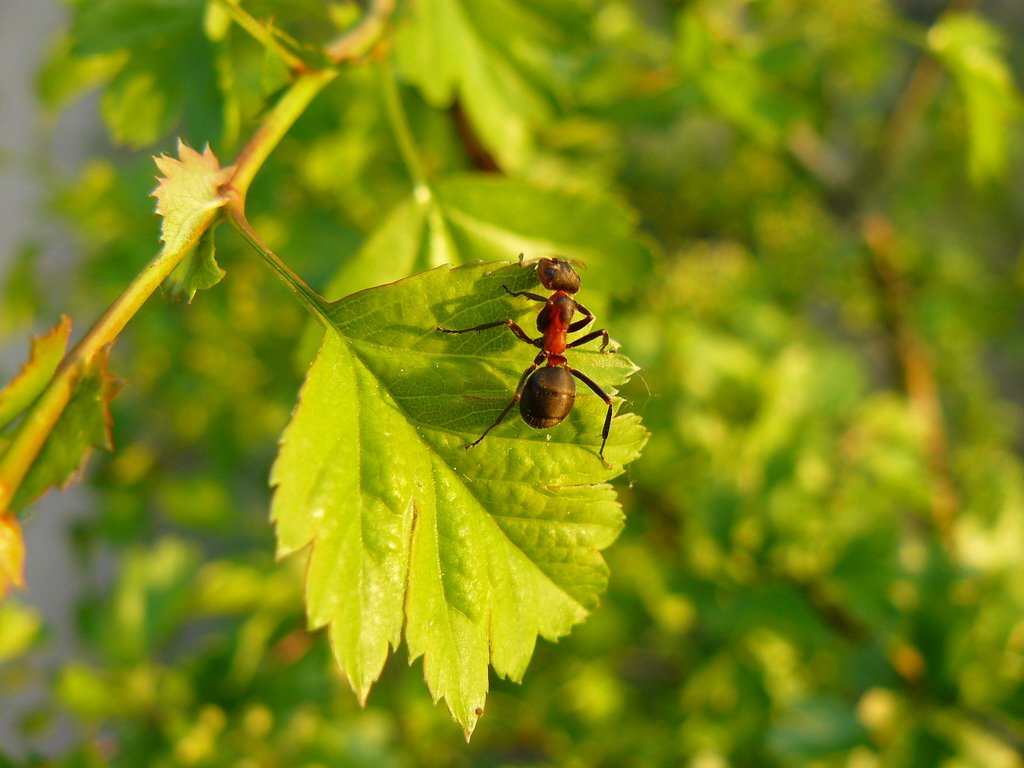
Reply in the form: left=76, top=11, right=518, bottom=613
left=437, top=257, right=615, bottom=459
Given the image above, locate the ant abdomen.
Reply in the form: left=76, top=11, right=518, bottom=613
left=520, top=367, right=575, bottom=429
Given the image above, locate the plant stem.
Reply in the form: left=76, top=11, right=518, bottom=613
left=213, top=0, right=399, bottom=203
left=226, top=201, right=331, bottom=324
left=854, top=0, right=976, bottom=552
left=230, top=68, right=338, bottom=203
left=3, top=60, right=337, bottom=511
left=862, top=215, right=958, bottom=552
left=214, top=0, right=306, bottom=71
left=326, top=0, right=396, bottom=63
left=379, top=58, right=459, bottom=268
left=872, top=0, right=983, bottom=182
left=380, top=61, right=432, bottom=196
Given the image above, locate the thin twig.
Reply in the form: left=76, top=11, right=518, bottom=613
left=325, top=0, right=395, bottom=63
left=850, top=0, right=982, bottom=549
left=214, top=0, right=306, bottom=71
left=225, top=199, right=331, bottom=324
left=861, top=214, right=958, bottom=550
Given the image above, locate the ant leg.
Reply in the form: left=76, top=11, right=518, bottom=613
left=437, top=318, right=536, bottom=346
left=568, top=301, right=594, bottom=333
left=502, top=285, right=547, bottom=302
left=569, top=368, right=613, bottom=459
left=567, top=328, right=610, bottom=352
left=569, top=303, right=606, bottom=352
left=467, top=362, right=538, bottom=449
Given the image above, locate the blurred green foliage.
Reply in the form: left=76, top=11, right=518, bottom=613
left=2, top=0, right=1024, bottom=765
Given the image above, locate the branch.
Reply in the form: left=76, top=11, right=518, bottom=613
left=851, top=1, right=978, bottom=550
left=325, top=0, right=395, bottom=64
left=0, top=1, right=395, bottom=516
left=785, top=0, right=975, bottom=551
left=861, top=215, right=958, bottom=550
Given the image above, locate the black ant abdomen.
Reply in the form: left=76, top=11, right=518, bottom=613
left=520, top=366, right=575, bottom=429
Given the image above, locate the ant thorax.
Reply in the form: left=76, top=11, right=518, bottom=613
left=536, top=293, right=576, bottom=334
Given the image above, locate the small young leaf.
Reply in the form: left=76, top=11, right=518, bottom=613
left=674, top=9, right=789, bottom=145
left=9, top=348, right=120, bottom=512
left=152, top=140, right=232, bottom=261
left=272, top=261, right=647, bottom=736
left=0, top=316, right=72, bottom=432
left=164, top=227, right=225, bottom=302
left=0, top=516, right=26, bottom=597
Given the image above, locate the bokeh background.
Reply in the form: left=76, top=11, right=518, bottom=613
left=3, top=0, right=1024, bottom=765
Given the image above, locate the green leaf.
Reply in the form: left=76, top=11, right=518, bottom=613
left=56, top=664, right=125, bottom=721
left=68, top=0, right=222, bottom=148
left=769, top=696, right=869, bottom=758
left=103, top=538, right=200, bottom=661
left=929, top=13, right=1022, bottom=183
left=324, top=174, right=654, bottom=301
left=271, top=261, right=647, bottom=736
left=70, top=0, right=206, bottom=55
left=164, top=227, right=225, bottom=302
left=394, top=0, right=588, bottom=169
left=101, top=65, right=177, bottom=147
left=10, top=348, right=120, bottom=512
left=0, top=316, right=71, bottom=432
left=37, top=32, right=127, bottom=111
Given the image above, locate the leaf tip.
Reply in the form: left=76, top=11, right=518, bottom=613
left=464, top=705, right=484, bottom=741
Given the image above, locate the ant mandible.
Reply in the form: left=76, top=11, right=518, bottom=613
left=437, top=256, right=615, bottom=459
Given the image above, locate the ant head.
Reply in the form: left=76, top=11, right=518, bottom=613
left=536, top=257, right=581, bottom=293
